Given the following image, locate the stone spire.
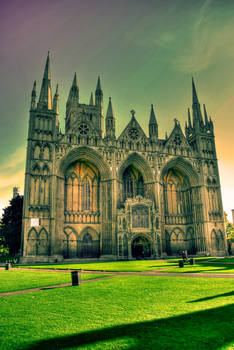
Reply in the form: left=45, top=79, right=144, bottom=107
left=105, top=97, right=115, bottom=139
left=192, top=77, right=204, bottom=128
left=67, top=73, right=79, bottom=107
left=38, top=52, right=52, bottom=110
left=149, top=104, right=158, bottom=140
left=53, top=84, right=59, bottom=114
left=31, top=80, right=37, bottom=110
left=90, top=92, right=94, bottom=106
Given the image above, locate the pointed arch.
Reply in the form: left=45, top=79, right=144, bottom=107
left=118, top=152, right=154, bottom=184
left=79, top=227, right=100, bottom=258
left=33, top=143, right=41, bottom=159
left=42, top=164, right=49, bottom=175
left=43, top=143, right=51, bottom=160
left=27, top=228, right=38, bottom=256
left=38, top=228, right=49, bottom=256
left=32, top=163, right=41, bottom=174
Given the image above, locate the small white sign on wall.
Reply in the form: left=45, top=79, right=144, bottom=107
left=31, top=218, right=40, bottom=227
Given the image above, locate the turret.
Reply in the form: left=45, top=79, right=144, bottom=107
left=38, top=52, right=52, bottom=110
left=31, top=81, right=37, bottom=110
left=149, top=104, right=158, bottom=141
left=105, top=97, right=116, bottom=139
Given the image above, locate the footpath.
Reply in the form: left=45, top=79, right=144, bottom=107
left=0, top=268, right=233, bottom=297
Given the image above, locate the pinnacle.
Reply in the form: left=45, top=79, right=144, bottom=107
left=96, top=76, right=102, bottom=91
left=192, top=77, right=199, bottom=104
left=55, top=84, right=59, bottom=95
left=203, top=104, right=209, bottom=125
left=149, top=104, right=157, bottom=125
left=106, top=96, right=114, bottom=118
left=72, top=72, right=78, bottom=87
left=90, top=92, right=94, bottom=105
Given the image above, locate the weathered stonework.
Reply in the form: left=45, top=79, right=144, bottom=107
left=20, top=54, right=227, bottom=263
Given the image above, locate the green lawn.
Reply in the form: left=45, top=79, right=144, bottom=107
left=0, top=270, right=111, bottom=293
left=17, top=257, right=217, bottom=272
left=0, top=275, right=233, bottom=349
left=212, top=257, right=234, bottom=263
left=16, top=257, right=234, bottom=274
left=165, top=262, right=234, bottom=274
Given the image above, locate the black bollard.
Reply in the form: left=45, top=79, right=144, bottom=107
left=190, top=258, right=195, bottom=265
left=178, top=260, right=184, bottom=268
left=71, top=270, right=81, bottom=286
left=5, top=263, right=11, bottom=270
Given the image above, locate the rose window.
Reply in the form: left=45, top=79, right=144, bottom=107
left=79, top=123, right=89, bottom=135
left=128, top=128, right=139, bottom=140
left=174, top=136, right=182, bottom=146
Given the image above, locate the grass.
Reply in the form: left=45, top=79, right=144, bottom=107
left=16, top=257, right=234, bottom=274
left=165, top=262, right=234, bottom=274
left=212, top=257, right=234, bottom=263
left=0, top=275, right=233, bottom=349
left=0, top=270, right=112, bottom=293
left=17, top=257, right=218, bottom=272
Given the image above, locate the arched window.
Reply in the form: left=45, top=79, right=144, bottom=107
left=64, top=161, right=100, bottom=221
left=163, top=168, right=192, bottom=224
left=82, top=178, right=90, bottom=210
left=123, top=166, right=144, bottom=201
left=137, top=175, right=144, bottom=196
left=124, top=173, right=133, bottom=199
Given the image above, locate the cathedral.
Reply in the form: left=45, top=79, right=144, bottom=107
left=20, top=53, right=227, bottom=262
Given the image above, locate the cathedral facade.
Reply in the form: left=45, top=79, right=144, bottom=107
left=21, top=54, right=227, bottom=262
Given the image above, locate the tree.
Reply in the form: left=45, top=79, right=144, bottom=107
left=224, top=211, right=234, bottom=239
left=0, top=195, right=23, bottom=255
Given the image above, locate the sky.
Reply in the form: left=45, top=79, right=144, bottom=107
left=0, top=0, right=234, bottom=221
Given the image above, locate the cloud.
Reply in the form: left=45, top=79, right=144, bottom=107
left=0, top=146, right=26, bottom=172
left=0, top=146, right=25, bottom=216
left=0, top=170, right=25, bottom=189
left=175, top=0, right=234, bottom=73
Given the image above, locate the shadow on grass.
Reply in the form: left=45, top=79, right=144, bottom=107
left=19, top=304, right=234, bottom=350
left=188, top=291, right=234, bottom=303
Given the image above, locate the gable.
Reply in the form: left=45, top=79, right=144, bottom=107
left=165, top=121, right=191, bottom=150
left=118, top=116, right=147, bottom=142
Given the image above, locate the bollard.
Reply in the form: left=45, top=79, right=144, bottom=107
left=190, top=258, right=195, bottom=265
left=71, top=270, right=81, bottom=286
left=178, top=260, right=184, bottom=268
left=5, top=263, right=11, bottom=270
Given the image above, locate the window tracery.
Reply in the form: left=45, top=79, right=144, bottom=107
left=123, top=166, right=144, bottom=201
left=64, top=161, right=100, bottom=223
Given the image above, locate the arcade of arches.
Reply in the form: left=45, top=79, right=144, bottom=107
left=25, top=158, right=226, bottom=260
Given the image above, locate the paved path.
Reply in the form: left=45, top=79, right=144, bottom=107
left=1, top=267, right=234, bottom=298
left=0, top=274, right=118, bottom=297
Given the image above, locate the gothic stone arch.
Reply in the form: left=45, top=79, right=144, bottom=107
left=57, top=147, right=112, bottom=257
left=117, top=152, right=155, bottom=206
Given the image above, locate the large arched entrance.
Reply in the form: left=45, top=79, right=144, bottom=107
left=132, top=236, right=151, bottom=259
